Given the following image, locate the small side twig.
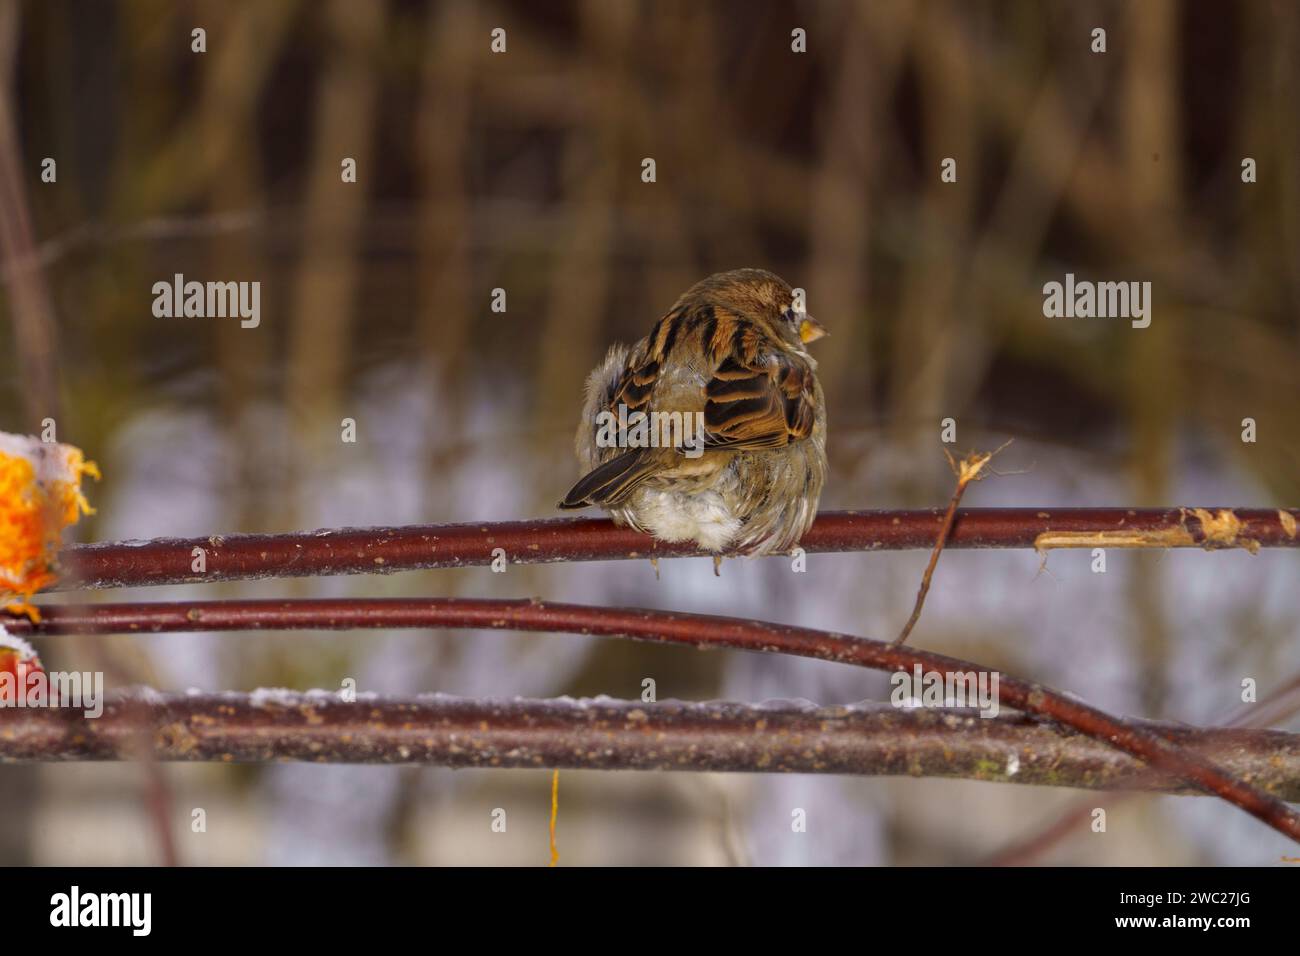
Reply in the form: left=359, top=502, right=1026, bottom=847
left=985, top=669, right=1300, bottom=866
left=549, top=769, right=560, bottom=868
left=893, top=441, right=1011, bottom=646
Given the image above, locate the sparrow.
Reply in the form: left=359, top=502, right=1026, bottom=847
left=559, top=268, right=828, bottom=557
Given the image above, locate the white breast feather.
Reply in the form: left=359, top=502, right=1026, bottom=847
left=631, top=487, right=741, bottom=551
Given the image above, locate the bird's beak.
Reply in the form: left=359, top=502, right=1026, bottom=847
left=799, top=315, right=828, bottom=344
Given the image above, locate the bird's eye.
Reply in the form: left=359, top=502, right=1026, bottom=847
left=781, top=306, right=799, bottom=325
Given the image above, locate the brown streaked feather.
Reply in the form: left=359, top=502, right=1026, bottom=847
left=608, top=308, right=686, bottom=415
left=703, top=347, right=818, bottom=451
left=598, top=298, right=818, bottom=454
left=614, top=358, right=658, bottom=411
left=558, top=448, right=660, bottom=508
left=706, top=306, right=764, bottom=365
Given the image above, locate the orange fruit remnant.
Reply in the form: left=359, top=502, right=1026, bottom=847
left=0, top=433, right=99, bottom=621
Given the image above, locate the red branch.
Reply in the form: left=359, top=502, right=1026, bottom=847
left=12, top=597, right=1300, bottom=842
left=2, top=693, right=1297, bottom=797
left=52, top=508, right=1300, bottom=590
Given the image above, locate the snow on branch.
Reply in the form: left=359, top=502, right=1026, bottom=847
left=2, top=692, right=1298, bottom=799
left=11, top=596, right=1300, bottom=841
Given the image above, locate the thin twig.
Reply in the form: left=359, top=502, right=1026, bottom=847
left=893, top=442, right=1011, bottom=645
left=549, top=770, right=560, bottom=868
left=985, top=670, right=1300, bottom=866
left=11, top=597, right=1300, bottom=842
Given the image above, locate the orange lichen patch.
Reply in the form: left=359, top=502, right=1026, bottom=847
left=0, top=434, right=99, bottom=621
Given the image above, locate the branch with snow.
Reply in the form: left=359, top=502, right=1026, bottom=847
left=3, top=692, right=1298, bottom=799
left=11, top=596, right=1300, bottom=842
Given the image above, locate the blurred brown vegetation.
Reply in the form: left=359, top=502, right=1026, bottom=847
left=1, top=0, right=1299, bottom=865
left=2, top=0, right=1297, bottom=509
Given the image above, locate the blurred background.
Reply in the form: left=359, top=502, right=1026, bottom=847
left=1, top=0, right=1299, bottom=865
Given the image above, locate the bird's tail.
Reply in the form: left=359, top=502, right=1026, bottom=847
left=558, top=450, right=659, bottom=509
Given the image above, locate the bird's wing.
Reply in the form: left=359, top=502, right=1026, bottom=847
left=701, top=353, right=817, bottom=450
left=701, top=335, right=818, bottom=451
left=558, top=310, right=683, bottom=509
left=598, top=303, right=818, bottom=453
left=606, top=306, right=687, bottom=416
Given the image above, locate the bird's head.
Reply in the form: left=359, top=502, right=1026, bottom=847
left=687, top=268, right=828, bottom=351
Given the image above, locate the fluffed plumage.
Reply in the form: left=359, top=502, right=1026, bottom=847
left=559, top=268, right=828, bottom=555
